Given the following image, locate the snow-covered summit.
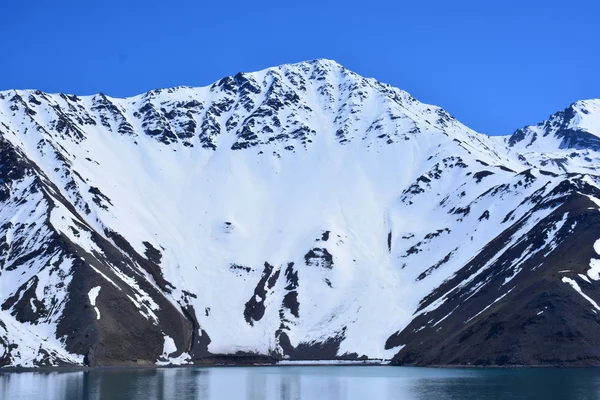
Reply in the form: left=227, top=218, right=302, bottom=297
left=568, top=99, right=600, bottom=132
left=505, top=98, right=600, bottom=173
left=508, top=99, right=600, bottom=149
left=0, top=58, right=508, bottom=159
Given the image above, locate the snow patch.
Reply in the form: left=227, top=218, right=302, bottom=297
left=88, top=286, right=101, bottom=320
left=465, top=288, right=513, bottom=324
left=587, top=195, right=600, bottom=208
left=595, top=239, right=600, bottom=255
left=587, top=239, right=600, bottom=281
left=156, top=335, right=192, bottom=366
left=161, top=335, right=177, bottom=358
left=562, top=277, right=600, bottom=312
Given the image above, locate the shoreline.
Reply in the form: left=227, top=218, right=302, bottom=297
left=0, top=359, right=388, bottom=373
left=2, top=361, right=599, bottom=373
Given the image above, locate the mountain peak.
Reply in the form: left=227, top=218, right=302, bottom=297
left=571, top=98, right=600, bottom=109
left=0, top=58, right=503, bottom=156
left=508, top=98, right=600, bottom=152
left=567, top=99, right=600, bottom=132
left=298, top=58, right=344, bottom=68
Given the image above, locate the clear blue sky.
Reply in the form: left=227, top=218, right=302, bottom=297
left=1, top=0, right=599, bottom=135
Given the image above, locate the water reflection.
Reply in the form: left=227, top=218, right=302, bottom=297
left=2, top=366, right=600, bottom=400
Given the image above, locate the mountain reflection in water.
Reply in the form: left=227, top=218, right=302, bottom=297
left=2, top=366, right=600, bottom=400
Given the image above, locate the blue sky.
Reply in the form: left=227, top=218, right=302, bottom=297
left=1, top=0, right=598, bottom=135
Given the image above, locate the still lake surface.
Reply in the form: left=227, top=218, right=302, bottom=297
left=1, top=365, right=600, bottom=400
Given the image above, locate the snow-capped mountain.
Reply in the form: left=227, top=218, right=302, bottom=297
left=0, top=59, right=599, bottom=367
left=505, top=99, right=600, bottom=174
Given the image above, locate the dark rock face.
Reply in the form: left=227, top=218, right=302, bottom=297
left=0, top=135, right=194, bottom=367
left=558, top=129, right=600, bottom=151
left=244, top=262, right=280, bottom=325
left=277, top=329, right=356, bottom=361
left=387, top=182, right=600, bottom=367
left=56, top=234, right=193, bottom=367
left=304, top=248, right=334, bottom=269
left=473, top=170, right=494, bottom=183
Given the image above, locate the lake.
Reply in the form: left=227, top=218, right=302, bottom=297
left=1, top=365, right=600, bottom=400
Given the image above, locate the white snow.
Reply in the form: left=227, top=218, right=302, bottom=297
left=594, top=239, right=600, bottom=255
left=568, top=100, right=600, bottom=134
left=587, top=195, right=600, bottom=208
left=588, top=260, right=600, bottom=281
left=161, top=335, right=177, bottom=358
left=562, top=277, right=600, bottom=312
left=156, top=335, right=192, bottom=366
left=88, top=286, right=101, bottom=320
left=587, top=239, right=600, bottom=281
left=579, top=274, right=592, bottom=284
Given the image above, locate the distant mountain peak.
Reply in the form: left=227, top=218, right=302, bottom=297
left=567, top=98, right=600, bottom=130
left=508, top=98, right=600, bottom=152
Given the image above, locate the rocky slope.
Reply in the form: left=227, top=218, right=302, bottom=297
left=0, top=59, right=599, bottom=367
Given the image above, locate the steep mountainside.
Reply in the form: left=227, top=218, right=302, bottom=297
left=0, top=59, right=599, bottom=367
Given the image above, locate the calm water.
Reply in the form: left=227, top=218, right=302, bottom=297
left=1, top=365, right=600, bottom=400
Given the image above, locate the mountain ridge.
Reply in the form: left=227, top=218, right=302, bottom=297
left=3, top=58, right=597, bottom=143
